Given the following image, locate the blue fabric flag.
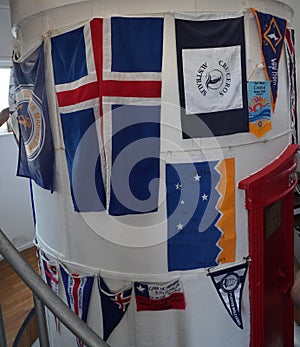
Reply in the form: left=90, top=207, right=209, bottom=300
left=14, top=43, right=54, bottom=191
left=108, top=105, right=161, bottom=216
left=175, top=13, right=249, bottom=138
left=98, top=277, right=132, bottom=342
left=251, top=8, right=287, bottom=112
left=166, top=160, right=222, bottom=271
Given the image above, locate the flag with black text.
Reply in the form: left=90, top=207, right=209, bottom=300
left=175, top=13, right=248, bottom=138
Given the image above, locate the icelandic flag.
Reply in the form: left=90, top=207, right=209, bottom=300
left=51, top=17, right=164, bottom=215
left=166, top=158, right=236, bottom=271
left=251, top=8, right=287, bottom=112
left=14, top=43, right=54, bottom=191
left=40, top=254, right=60, bottom=331
left=175, top=13, right=248, bottom=138
left=134, top=279, right=186, bottom=311
left=208, top=260, right=249, bottom=329
left=98, top=277, right=132, bottom=342
left=60, top=265, right=94, bottom=347
left=285, top=27, right=298, bottom=144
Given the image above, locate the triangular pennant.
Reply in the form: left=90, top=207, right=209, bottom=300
left=60, top=265, right=94, bottom=347
left=251, top=8, right=287, bottom=112
left=208, top=260, right=249, bottom=329
left=285, top=27, right=298, bottom=144
left=247, top=81, right=272, bottom=138
left=98, top=277, right=132, bottom=342
left=40, top=253, right=60, bottom=332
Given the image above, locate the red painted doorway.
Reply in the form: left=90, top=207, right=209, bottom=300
left=239, top=144, right=299, bottom=347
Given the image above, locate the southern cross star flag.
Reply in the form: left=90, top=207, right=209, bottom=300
left=285, top=27, right=298, bottom=144
left=60, top=265, right=94, bottom=347
left=251, top=8, right=287, bottom=113
left=166, top=157, right=236, bottom=271
left=208, top=260, right=249, bottom=329
left=14, top=43, right=54, bottom=191
left=98, top=277, right=133, bottom=342
left=175, top=13, right=248, bottom=138
left=134, top=279, right=186, bottom=311
left=51, top=17, right=163, bottom=215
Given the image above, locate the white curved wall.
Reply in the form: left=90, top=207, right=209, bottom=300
left=0, top=133, right=34, bottom=252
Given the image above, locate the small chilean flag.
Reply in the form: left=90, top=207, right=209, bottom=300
left=60, top=265, right=94, bottom=347
left=134, top=279, right=186, bottom=311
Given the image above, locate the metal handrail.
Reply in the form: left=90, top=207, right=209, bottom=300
left=0, top=228, right=109, bottom=347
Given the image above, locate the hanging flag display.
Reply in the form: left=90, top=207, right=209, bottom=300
left=251, top=8, right=287, bottom=113
left=51, top=17, right=163, bottom=215
left=175, top=13, right=248, bottom=138
left=60, top=265, right=94, bottom=347
left=98, top=277, right=132, bottom=342
left=40, top=254, right=60, bottom=331
left=208, top=260, right=249, bottom=329
left=14, top=43, right=54, bottom=191
left=166, top=157, right=236, bottom=271
left=247, top=81, right=271, bottom=138
left=285, top=27, right=298, bottom=144
left=134, top=279, right=186, bottom=311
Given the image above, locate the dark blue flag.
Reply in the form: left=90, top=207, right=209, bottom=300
left=175, top=13, right=248, bottom=138
left=14, top=43, right=54, bottom=190
left=108, top=104, right=161, bottom=216
left=166, top=158, right=236, bottom=271
left=251, top=8, right=287, bottom=112
left=208, top=260, right=249, bottom=329
left=98, top=276, right=132, bottom=342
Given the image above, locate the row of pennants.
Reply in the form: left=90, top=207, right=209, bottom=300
left=40, top=250, right=249, bottom=345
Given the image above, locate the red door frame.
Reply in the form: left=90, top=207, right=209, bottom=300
left=238, top=144, right=299, bottom=347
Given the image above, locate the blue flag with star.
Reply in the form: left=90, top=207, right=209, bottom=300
left=251, top=8, right=287, bottom=112
left=166, top=159, right=236, bottom=271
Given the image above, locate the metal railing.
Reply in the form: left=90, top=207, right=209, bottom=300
left=0, top=228, right=109, bottom=347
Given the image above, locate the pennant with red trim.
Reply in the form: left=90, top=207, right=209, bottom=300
left=60, top=265, right=94, bottom=347
left=40, top=254, right=60, bottom=331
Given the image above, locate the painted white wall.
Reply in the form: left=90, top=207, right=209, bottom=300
left=0, top=5, right=12, bottom=66
left=0, top=133, right=34, bottom=252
